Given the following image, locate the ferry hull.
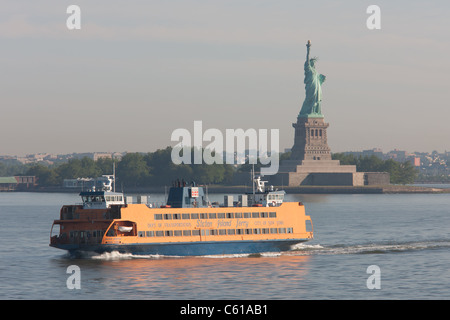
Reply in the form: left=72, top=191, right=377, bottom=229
left=51, top=239, right=309, bottom=256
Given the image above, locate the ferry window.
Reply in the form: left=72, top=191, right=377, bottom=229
left=164, top=214, right=172, bottom=220
left=262, top=228, right=269, bottom=234
left=252, top=212, right=260, bottom=218
left=218, top=213, right=226, bottom=219
left=287, top=228, right=293, bottom=234
left=210, top=230, right=218, bottom=235
left=269, top=212, right=277, bottom=218
left=201, top=230, right=210, bottom=236
left=200, top=213, right=208, bottom=219
left=254, top=228, right=261, bottom=234
left=191, top=213, right=199, bottom=219
left=118, top=196, right=123, bottom=201
left=226, top=212, right=234, bottom=219
left=278, top=228, right=286, bottom=234
left=183, top=230, right=191, bottom=236
left=261, top=212, right=268, bottom=218
left=156, top=231, right=164, bottom=237
left=165, top=230, right=173, bottom=237
left=219, top=229, right=227, bottom=235
left=138, top=231, right=145, bottom=237
left=227, top=229, right=235, bottom=235
left=182, top=213, right=190, bottom=219
left=235, top=212, right=242, bottom=218
left=174, top=230, right=182, bottom=236
left=245, top=229, right=252, bottom=235
left=236, top=229, right=244, bottom=235
left=154, top=214, right=163, bottom=220
left=244, top=212, right=251, bottom=218
left=146, top=231, right=155, bottom=237
left=173, top=214, right=181, bottom=220
left=270, top=228, right=278, bottom=234
left=192, top=230, right=200, bottom=236
left=209, top=213, right=217, bottom=219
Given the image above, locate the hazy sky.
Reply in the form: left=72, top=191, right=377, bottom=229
left=1, top=0, right=450, bottom=156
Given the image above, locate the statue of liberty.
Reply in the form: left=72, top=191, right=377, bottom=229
left=298, top=40, right=326, bottom=118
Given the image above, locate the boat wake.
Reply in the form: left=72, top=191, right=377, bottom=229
left=89, top=251, right=170, bottom=260
left=289, top=239, right=450, bottom=256
left=88, top=251, right=282, bottom=260
left=81, top=239, right=450, bottom=260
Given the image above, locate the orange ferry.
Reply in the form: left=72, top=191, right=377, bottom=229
left=50, top=176, right=313, bottom=256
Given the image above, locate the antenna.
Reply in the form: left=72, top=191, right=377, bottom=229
left=113, top=160, right=116, bottom=192
left=251, top=164, right=255, bottom=203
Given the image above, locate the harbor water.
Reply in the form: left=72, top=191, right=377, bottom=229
left=1, top=189, right=450, bottom=300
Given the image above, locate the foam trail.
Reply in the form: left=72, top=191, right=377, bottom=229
left=91, top=251, right=165, bottom=260
left=289, top=239, right=450, bottom=256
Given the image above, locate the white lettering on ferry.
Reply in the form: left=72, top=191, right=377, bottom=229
left=217, top=220, right=232, bottom=228
left=196, top=220, right=213, bottom=228
left=236, top=219, right=249, bottom=228
left=164, top=222, right=192, bottom=228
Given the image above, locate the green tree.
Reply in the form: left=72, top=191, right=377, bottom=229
left=357, top=155, right=385, bottom=172
left=332, top=153, right=417, bottom=185
left=116, top=153, right=150, bottom=187
left=332, top=153, right=358, bottom=165
left=26, top=164, right=60, bottom=186
left=394, top=161, right=417, bottom=184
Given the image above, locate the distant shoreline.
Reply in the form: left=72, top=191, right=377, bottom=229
left=6, top=184, right=450, bottom=194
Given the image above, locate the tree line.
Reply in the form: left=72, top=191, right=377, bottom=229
left=331, top=153, right=418, bottom=184
left=25, top=147, right=235, bottom=188
left=3, top=148, right=418, bottom=187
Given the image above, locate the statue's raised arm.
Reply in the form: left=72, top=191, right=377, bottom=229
left=306, top=40, right=311, bottom=61
left=298, top=40, right=326, bottom=118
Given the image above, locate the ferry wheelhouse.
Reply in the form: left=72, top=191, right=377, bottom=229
left=50, top=176, right=313, bottom=256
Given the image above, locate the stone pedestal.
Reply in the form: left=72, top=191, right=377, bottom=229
left=291, top=117, right=331, bottom=161
left=270, top=116, right=363, bottom=186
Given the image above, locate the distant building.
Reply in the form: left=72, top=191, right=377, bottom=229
left=0, top=176, right=36, bottom=191
left=408, top=156, right=421, bottom=167
left=63, top=178, right=95, bottom=189
left=63, top=175, right=114, bottom=191
left=15, top=176, right=37, bottom=189
left=93, top=152, right=112, bottom=161
left=0, top=177, right=18, bottom=191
